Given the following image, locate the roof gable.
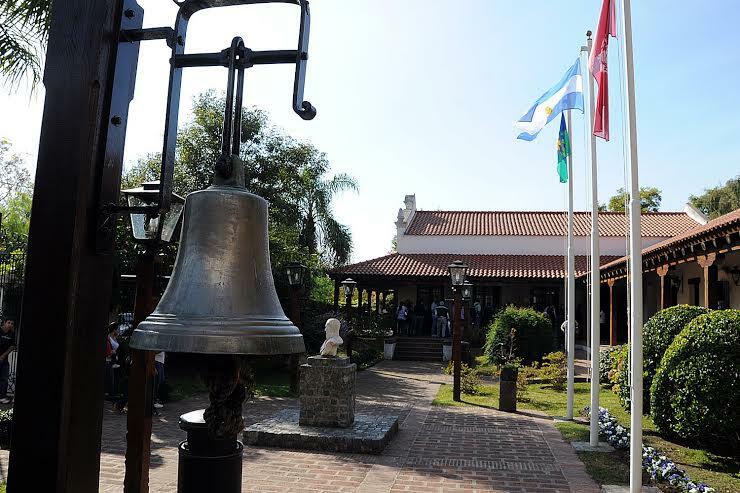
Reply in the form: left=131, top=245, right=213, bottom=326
left=404, top=210, right=699, bottom=238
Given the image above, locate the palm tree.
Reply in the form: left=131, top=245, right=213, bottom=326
left=297, top=163, right=358, bottom=267
left=0, top=0, right=51, bottom=88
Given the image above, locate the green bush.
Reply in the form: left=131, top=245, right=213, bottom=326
left=536, top=351, right=567, bottom=390
left=443, top=362, right=481, bottom=395
left=616, top=305, right=708, bottom=411
left=484, top=306, right=553, bottom=364
left=608, top=345, right=629, bottom=406
left=650, top=310, right=740, bottom=452
left=599, top=345, right=625, bottom=384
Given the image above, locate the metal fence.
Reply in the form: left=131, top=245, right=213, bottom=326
left=0, top=251, right=26, bottom=396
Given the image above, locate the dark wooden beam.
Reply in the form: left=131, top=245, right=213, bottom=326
left=8, top=0, right=137, bottom=491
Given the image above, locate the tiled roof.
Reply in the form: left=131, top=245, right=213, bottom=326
left=332, top=253, right=621, bottom=280
left=404, top=211, right=699, bottom=237
left=600, top=207, right=740, bottom=274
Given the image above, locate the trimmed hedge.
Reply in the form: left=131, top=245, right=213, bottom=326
left=650, top=310, right=740, bottom=452
left=484, top=305, right=552, bottom=364
left=616, top=305, right=708, bottom=411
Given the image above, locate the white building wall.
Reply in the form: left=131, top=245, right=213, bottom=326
left=676, top=261, right=704, bottom=306
left=397, top=234, right=669, bottom=256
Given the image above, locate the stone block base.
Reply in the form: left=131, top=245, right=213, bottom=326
left=243, top=409, right=399, bottom=454
left=299, top=356, right=356, bottom=427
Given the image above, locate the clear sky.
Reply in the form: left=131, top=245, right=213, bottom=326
left=1, top=1, right=739, bottom=262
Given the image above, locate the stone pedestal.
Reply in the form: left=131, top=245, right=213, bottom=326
left=299, top=356, right=356, bottom=428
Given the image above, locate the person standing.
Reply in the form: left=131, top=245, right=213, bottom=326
left=435, top=301, right=449, bottom=338
left=412, top=301, right=425, bottom=336
left=431, top=300, right=438, bottom=336
left=396, top=302, right=408, bottom=336
left=0, top=318, right=17, bottom=404
left=154, top=351, right=166, bottom=410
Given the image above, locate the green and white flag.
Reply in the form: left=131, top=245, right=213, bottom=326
left=556, top=113, right=570, bottom=183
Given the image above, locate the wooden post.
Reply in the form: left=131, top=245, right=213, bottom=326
left=8, top=1, right=141, bottom=491
left=452, top=288, right=462, bottom=402
left=288, top=286, right=301, bottom=395
left=124, top=251, right=159, bottom=493
left=358, top=288, right=364, bottom=312
left=697, top=253, right=717, bottom=309
left=656, top=265, right=669, bottom=310
left=607, top=279, right=617, bottom=346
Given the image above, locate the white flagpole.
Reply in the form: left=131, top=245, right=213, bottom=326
left=618, top=0, right=644, bottom=490
left=565, top=109, right=575, bottom=420
left=583, top=32, right=601, bottom=447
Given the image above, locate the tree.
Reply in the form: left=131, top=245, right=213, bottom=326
left=689, top=176, right=740, bottom=219
left=296, top=151, right=357, bottom=266
left=0, top=138, right=32, bottom=251
left=0, top=0, right=51, bottom=87
left=607, top=186, right=662, bottom=212
left=0, top=138, right=31, bottom=204
left=118, top=91, right=356, bottom=278
left=0, top=191, right=32, bottom=251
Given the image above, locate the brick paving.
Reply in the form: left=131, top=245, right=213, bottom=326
left=0, top=361, right=599, bottom=492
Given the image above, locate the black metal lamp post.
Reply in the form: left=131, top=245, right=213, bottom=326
left=120, top=181, right=184, bottom=493
left=341, top=278, right=356, bottom=361
left=285, top=261, right=307, bottom=394
left=448, top=260, right=468, bottom=402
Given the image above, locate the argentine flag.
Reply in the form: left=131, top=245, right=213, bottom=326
left=515, top=59, right=584, bottom=141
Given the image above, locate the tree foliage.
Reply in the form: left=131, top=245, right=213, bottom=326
left=0, top=138, right=32, bottom=251
left=118, top=92, right=356, bottom=299
left=0, top=0, right=51, bottom=88
left=689, top=176, right=740, bottom=219
left=607, top=186, right=662, bottom=212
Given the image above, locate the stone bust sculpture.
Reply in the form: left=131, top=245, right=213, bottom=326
left=319, top=318, right=343, bottom=357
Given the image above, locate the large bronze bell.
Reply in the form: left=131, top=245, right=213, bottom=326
left=129, top=37, right=304, bottom=356
left=129, top=179, right=305, bottom=355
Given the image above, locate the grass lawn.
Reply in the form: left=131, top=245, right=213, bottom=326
left=434, top=382, right=740, bottom=492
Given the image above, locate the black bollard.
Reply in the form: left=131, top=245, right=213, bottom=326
left=178, top=409, right=243, bottom=493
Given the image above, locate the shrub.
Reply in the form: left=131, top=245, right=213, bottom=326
left=484, top=306, right=552, bottom=364
left=599, top=344, right=625, bottom=384
left=650, top=310, right=740, bottom=452
left=444, top=362, right=482, bottom=394
left=0, top=408, right=12, bottom=449
left=616, top=305, right=708, bottom=412
left=608, top=345, right=629, bottom=407
left=536, top=351, right=567, bottom=390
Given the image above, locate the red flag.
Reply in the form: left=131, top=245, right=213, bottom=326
left=590, top=0, right=617, bottom=140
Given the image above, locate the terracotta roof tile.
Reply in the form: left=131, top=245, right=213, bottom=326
left=333, top=253, right=621, bottom=280
left=600, top=207, right=740, bottom=273
left=404, top=211, right=699, bottom=237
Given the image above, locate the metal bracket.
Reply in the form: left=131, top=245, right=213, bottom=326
left=96, top=0, right=316, bottom=252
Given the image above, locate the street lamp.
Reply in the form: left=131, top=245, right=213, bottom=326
left=286, top=261, right=308, bottom=291
left=448, top=260, right=468, bottom=402
left=461, top=281, right=473, bottom=301
left=341, top=278, right=357, bottom=362
left=120, top=180, right=184, bottom=493
left=285, top=261, right=307, bottom=394
left=122, top=181, right=185, bottom=246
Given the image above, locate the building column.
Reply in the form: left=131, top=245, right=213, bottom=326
left=656, top=265, right=669, bottom=310
left=358, top=288, right=364, bottom=312
left=697, top=253, right=717, bottom=309
left=375, top=290, right=380, bottom=314
left=607, top=279, right=617, bottom=346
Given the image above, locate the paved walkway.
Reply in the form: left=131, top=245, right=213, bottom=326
left=1, top=361, right=598, bottom=492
